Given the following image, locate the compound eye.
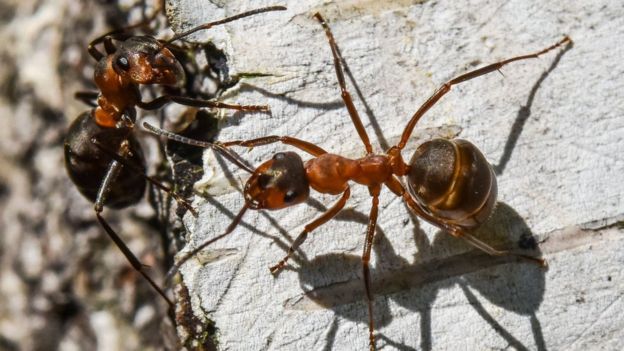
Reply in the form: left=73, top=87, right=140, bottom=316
left=284, top=190, right=298, bottom=203
left=115, top=55, right=130, bottom=71
left=273, top=152, right=286, bottom=161
left=257, top=173, right=271, bottom=189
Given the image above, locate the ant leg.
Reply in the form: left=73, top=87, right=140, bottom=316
left=88, top=37, right=107, bottom=61
left=362, top=187, right=381, bottom=351
left=95, top=212, right=174, bottom=307
left=138, top=95, right=269, bottom=112
left=91, top=138, right=197, bottom=216
left=222, top=136, right=328, bottom=157
left=399, top=187, right=546, bottom=267
left=269, top=188, right=350, bottom=274
left=314, top=13, right=373, bottom=154
left=75, top=91, right=99, bottom=107
left=94, top=155, right=174, bottom=307
left=448, top=227, right=547, bottom=267
left=396, top=36, right=572, bottom=150
left=103, top=36, right=116, bottom=55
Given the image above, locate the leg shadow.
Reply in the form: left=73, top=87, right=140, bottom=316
left=494, top=40, right=573, bottom=175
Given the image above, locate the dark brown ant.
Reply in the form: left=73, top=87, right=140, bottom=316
left=63, top=5, right=287, bottom=307
left=145, top=13, right=570, bottom=349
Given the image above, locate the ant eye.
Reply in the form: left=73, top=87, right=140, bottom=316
left=273, top=153, right=285, bottom=161
left=284, top=190, right=298, bottom=203
left=258, top=174, right=271, bottom=189
left=116, top=56, right=130, bottom=71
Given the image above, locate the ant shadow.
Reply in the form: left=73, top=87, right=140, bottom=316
left=238, top=82, right=345, bottom=111
left=493, top=41, right=574, bottom=175
left=182, top=28, right=571, bottom=350
left=273, top=36, right=570, bottom=350
left=296, top=202, right=546, bottom=351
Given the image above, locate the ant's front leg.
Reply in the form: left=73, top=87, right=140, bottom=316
left=91, top=137, right=197, bottom=216
left=269, top=188, right=351, bottom=274
left=314, top=13, right=373, bottom=154
left=75, top=91, right=99, bottom=107
left=138, top=95, right=270, bottom=112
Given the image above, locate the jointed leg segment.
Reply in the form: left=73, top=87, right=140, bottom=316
left=93, top=143, right=173, bottom=306
left=270, top=188, right=351, bottom=274
left=397, top=36, right=572, bottom=149
left=91, top=138, right=197, bottom=216
left=449, top=228, right=546, bottom=267
left=362, top=187, right=381, bottom=351
left=401, top=190, right=546, bottom=267
left=314, top=13, right=373, bottom=154
left=75, top=91, right=99, bottom=107
left=138, top=95, right=270, bottom=112
left=95, top=212, right=174, bottom=307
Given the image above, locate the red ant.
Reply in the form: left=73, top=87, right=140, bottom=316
left=146, top=13, right=571, bottom=350
left=63, top=5, right=287, bottom=307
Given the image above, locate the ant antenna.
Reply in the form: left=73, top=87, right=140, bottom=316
left=142, top=122, right=255, bottom=174
left=143, top=122, right=258, bottom=281
left=164, top=203, right=249, bottom=283
left=164, top=6, right=287, bottom=45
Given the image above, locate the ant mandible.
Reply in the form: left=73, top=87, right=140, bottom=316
left=146, top=13, right=571, bottom=350
left=63, top=5, right=287, bottom=307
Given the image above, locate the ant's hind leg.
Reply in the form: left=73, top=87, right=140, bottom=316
left=91, top=138, right=197, bottom=216
left=401, top=192, right=546, bottom=267
left=449, top=227, right=547, bottom=267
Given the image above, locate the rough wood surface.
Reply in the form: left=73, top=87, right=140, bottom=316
left=166, top=1, right=624, bottom=350
left=0, top=1, right=179, bottom=350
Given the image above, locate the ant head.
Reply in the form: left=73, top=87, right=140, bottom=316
left=244, top=152, right=310, bottom=210
left=112, top=36, right=184, bottom=86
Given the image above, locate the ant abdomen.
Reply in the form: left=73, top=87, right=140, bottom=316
left=407, top=138, right=497, bottom=229
left=64, top=111, right=146, bottom=208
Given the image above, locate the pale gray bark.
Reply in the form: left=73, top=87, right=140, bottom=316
left=167, top=0, right=624, bottom=350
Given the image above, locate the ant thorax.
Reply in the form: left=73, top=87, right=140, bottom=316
left=305, top=153, right=393, bottom=194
